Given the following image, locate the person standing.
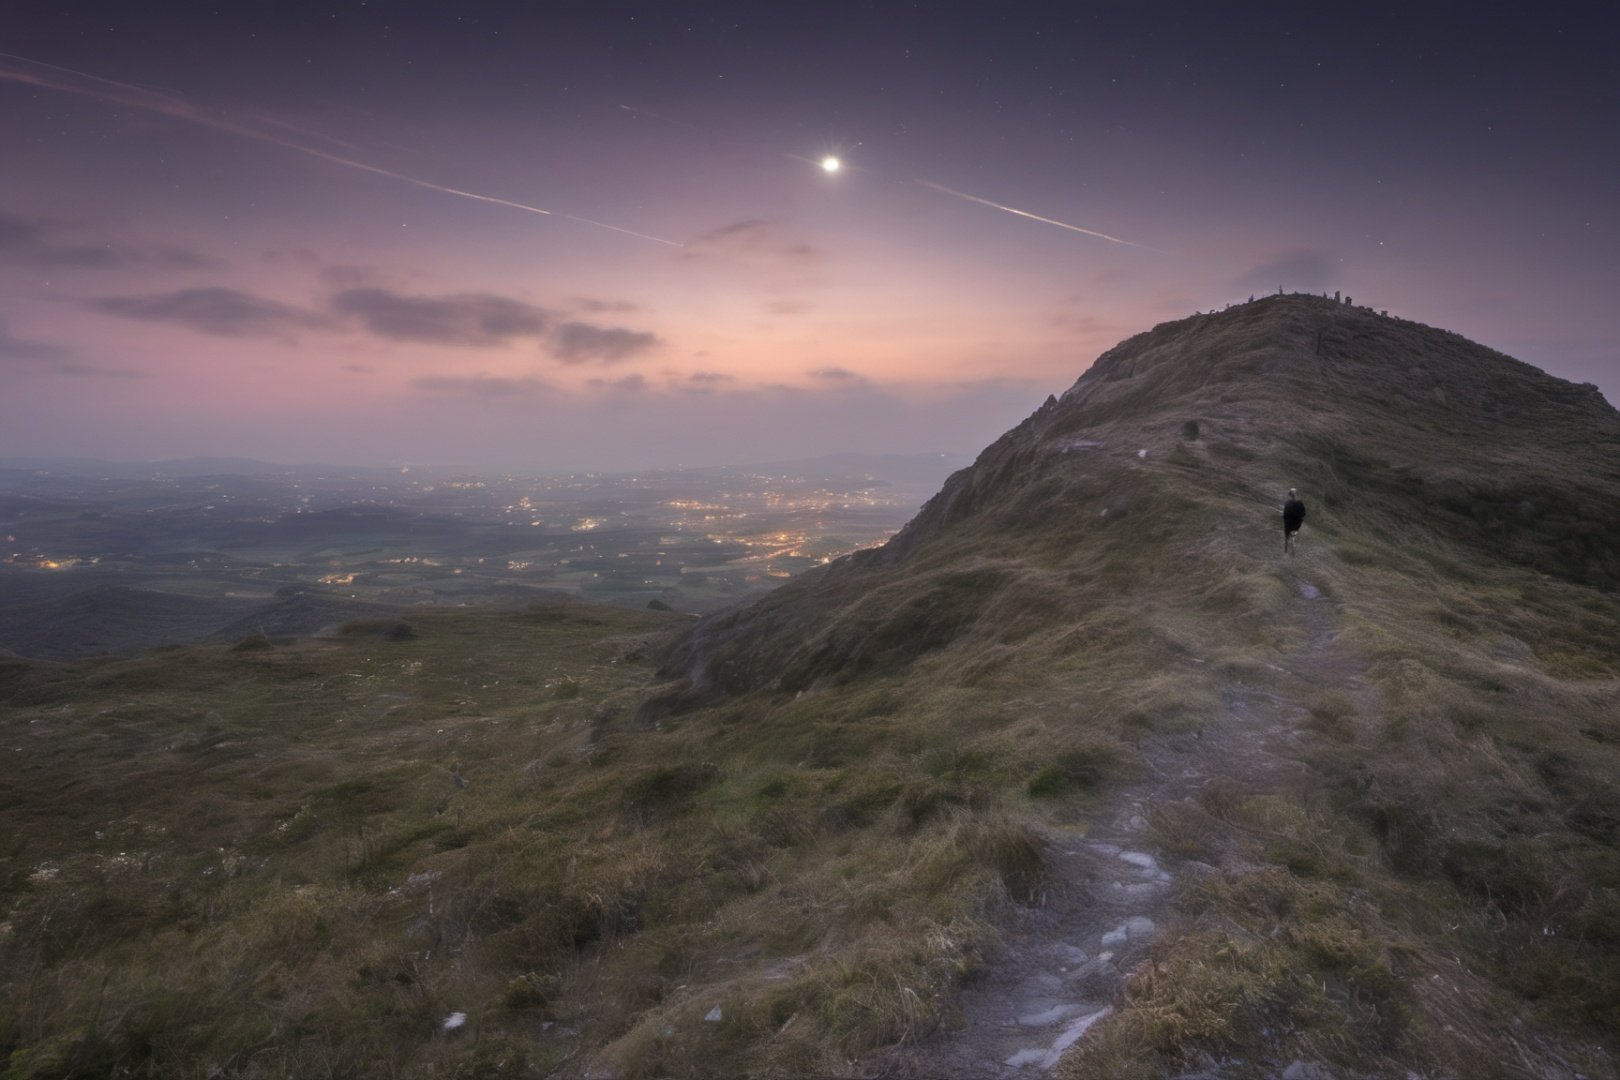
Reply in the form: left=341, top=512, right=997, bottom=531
left=1282, top=488, right=1307, bottom=554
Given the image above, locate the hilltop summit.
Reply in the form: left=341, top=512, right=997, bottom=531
left=657, top=295, right=1620, bottom=704
left=631, top=296, right=1620, bottom=1075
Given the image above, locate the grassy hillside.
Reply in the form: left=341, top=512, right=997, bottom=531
left=4, top=296, right=1619, bottom=1078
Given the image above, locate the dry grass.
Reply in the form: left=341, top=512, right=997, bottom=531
left=4, top=297, right=1618, bottom=1077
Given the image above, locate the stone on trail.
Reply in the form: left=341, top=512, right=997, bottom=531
left=1053, top=943, right=1089, bottom=965
left=1281, top=1062, right=1334, bottom=1080
left=1003, top=1007, right=1111, bottom=1067
left=1039, top=1008, right=1112, bottom=1068
left=1117, top=850, right=1158, bottom=871
left=1017, top=1002, right=1085, bottom=1027
left=1005, top=1047, right=1048, bottom=1068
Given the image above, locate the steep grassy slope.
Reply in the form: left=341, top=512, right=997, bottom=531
left=3, top=296, right=1618, bottom=1078
left=643, top=295, right=1620, bottom=1076
left=657, top=295, right=1619, bottom=705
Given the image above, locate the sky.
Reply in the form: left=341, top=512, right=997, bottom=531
left=2, top=3, right=1617, bottom=472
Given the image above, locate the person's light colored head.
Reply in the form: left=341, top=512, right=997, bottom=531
left=1288, top=488, right=1297, bottom=497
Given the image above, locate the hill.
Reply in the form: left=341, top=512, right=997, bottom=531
left=2, top=296, right=1617, bottom=1078
left=0, top=578, right=403, bottom=661
left=0, top=583, right=258, bottom=661
left=657, top=295, right=1618, bottom=704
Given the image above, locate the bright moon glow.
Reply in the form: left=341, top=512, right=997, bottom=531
left=821, top=155, right=841, bottom=173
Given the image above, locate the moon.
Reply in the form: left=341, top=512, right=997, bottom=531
left=820, top=155, right=841, bottom=173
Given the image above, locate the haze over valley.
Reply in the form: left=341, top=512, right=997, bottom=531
left=0, top=453, right=961, bottom=659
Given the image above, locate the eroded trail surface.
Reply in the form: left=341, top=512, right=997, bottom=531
left=878, top=572, right=1363, bottom=1077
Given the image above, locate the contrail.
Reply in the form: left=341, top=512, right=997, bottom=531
left=619, top=99, right=1153, bottom=251
left=0, top=52, right=682, bottom=247
left=915, top=179, right=1160, bottom=252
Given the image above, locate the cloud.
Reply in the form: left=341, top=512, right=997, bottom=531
left=260, top=246, right=322, bottom=267
left=88, top=287, right=332, bottom=339
left=342, top=363, right=375, bottom=374
left=0, top=209, right=215, bottom=270
left=573, top=296, right=640, bottom=313
left=319, top=264, right=385, bottom=289
left=331, top=287, right=551, bottom=346
left=549, top=322, right=661, bottom=364
left=695, top=219, right=774, bottom=245
left=412, top=374, right=549, bottom=398
left=679, top=370, right=735, bottom=394
left=808, top=366, right=865, bottom=383
left=680, top=218, right=824, bottom=266
left=586, top=373, right=647, bottom=393
left=1049, top=311, right=1121, bottom=337
left=0, top=317, right=143, bottom=378
left=0, top=318, right=69, bottom=360
left=1233, top=249, right=1339, bottom=293
left=51, top=361, right=146, bottom=379
left=766, top=298, right=811, bottom=315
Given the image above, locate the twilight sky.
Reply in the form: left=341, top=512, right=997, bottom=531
left=2, top=3, right=1616, bottom=471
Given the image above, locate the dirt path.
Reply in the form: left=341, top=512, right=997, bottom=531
left=875, top=570, right=1362, bottom=1077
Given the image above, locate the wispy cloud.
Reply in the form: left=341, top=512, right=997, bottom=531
left=331, top=287, right=551, bottom=347
left=0, top=318, right=69, bottom=360
left=808, top=365, right=865, bottom=383
left=412, top=374, right=549, bottom=398
left=1232, top=249, right=1340, bottom=293
left=87, top=287, right=332, bottom=340
left=679, top=370, right=736, bottom=394
left=51, top=360, right=147, bottom=379
left=680, top=218, right=823, bottom=266
left=550, top=322, right=662, bottom=364
left=586, top=373, right=647, bottom=393
left=0, top=316, right=143, bottom=377
left=573, top=296, right=640, bottom=313
left=0, top=208, right=215, bottom=271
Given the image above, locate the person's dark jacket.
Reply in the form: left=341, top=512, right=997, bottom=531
left=1282, top=498, right=1307, bottom=532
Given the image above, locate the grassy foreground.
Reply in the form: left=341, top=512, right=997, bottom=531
left=3, top=297, right=1619, bottom=1077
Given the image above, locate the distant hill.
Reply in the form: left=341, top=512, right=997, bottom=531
left=0, top=583, right=256, bottom=661
left=0, top=455, right=396, bottom=480
left=206, top=591, right=405, bottom=643
left=0, top=577, right=400, bottom=660
left=0, top=452, right=972, bottom=489
left=718, top=451, right=971, bottom=489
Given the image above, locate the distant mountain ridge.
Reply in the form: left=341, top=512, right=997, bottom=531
left=0, top=582, right=398, bottom=661
left=0, top=451, right=971, bottom=485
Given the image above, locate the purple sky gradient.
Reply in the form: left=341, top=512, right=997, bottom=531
left=2, top=4, right=1616, bottom=470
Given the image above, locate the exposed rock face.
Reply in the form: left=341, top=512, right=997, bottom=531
left=653, top=295, right=1620, bottom=708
